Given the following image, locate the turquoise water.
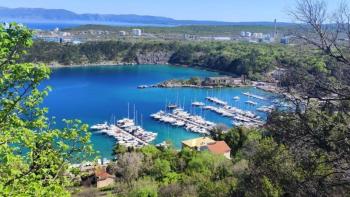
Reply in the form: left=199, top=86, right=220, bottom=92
left=41, top=64, right=277, bottom=158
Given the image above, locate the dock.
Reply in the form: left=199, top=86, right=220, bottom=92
left=151, top=108, right=215, bottom=135
left=243, top=92, right=266, bottom=100
left=90, top=118, right=157, bottom=148
left=198, top=97, right=264, bottom=127
left=205, top=97, right=228, bottom=106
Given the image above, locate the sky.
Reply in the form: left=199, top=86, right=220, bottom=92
left=0, top=0, right=343, bottom=22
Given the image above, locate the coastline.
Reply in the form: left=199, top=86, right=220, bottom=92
left=48, top=61, right=142, bottom=68
left=47, top=62, right=233, bottom=78
left=47, top=62, right=282, bottom=94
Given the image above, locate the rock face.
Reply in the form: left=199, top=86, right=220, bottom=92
left=135, top=50, right=173, bottom=64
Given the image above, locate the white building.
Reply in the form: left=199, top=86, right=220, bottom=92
left=252, top=33, right=263, bottom=39
left=132, top=29, right=142, bottom=36
left=62, top=32, right=71, bottom=37
left=240, top=31, right=246, bottom=37
left=3, top=22, right=10, bottom=29
left=213, top=37, right=231, bottom=41
left=245, top=32, right=252, bottom=37
left=119, top=31, right=127, bottom=36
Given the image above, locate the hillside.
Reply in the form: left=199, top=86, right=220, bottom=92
left=0, top=7, right=293, bottom=26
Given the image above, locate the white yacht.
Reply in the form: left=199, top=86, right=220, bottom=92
left=245, top=100, right=258, bottom=105
left=90, top=122, right=109, bottom=131
left=233, top=96, right=240, bottom=100
left=192, top=101, right=205, bottom=106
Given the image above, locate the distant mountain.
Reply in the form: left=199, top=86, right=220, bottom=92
left=0, top=7, right=292, bottom=27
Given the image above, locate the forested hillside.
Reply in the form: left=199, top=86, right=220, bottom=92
left=24, top=41, right=288, bottom=80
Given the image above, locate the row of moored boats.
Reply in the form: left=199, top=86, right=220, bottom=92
left=151, top=108, right=215, bottom=135
left=90, top=118, right=157, bottom=148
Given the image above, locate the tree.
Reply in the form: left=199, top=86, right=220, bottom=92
left=151, top=159, right=171, bottom=180
left=212, top=127, right=250, bottom=157
left=116, top=152, right=144, bottom=186
left=0, top=23, right=94, bottom=196
left=128, top=177, right=158, bottom=197
left=289, top=0, right=350, bottom=103
left=238, top=138, right=302, bottom=196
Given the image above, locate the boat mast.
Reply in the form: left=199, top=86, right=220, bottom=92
left=127, top=102, right=130, bottom=119
left=141, top=114, right=143, bottom=127
left=133, top=104, right=136, bottom=122
left=136, top=110, right=138, bottom=125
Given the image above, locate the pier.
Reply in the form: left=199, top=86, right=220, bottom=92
left=243, top=92, right=266, bottom=100
left=199, top=97, right=264, bottom=127
left=90, top=118, right=157, bottom=148
left=151, top=108, right=215, bottom=135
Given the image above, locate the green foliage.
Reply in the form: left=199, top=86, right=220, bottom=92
left=65, top=24, right=288, bottom=37
left=152, top=159, right=171, bottom=180
left=0, top=23, right=94, bottom=196
left=112, top=143, right=128, bottom=157
left=24, top=40, right=286, bottom=80
left=128, top=178, right=158, bottom=197
left=212, top=127, right=256, bottom=157
left=261, top=176, right=282, bottom=197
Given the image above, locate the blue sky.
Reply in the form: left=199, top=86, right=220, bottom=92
left=0, top=0, right=342, bottom=22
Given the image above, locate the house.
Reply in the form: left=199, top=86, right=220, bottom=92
left=182, top=137, right=215, bottom=151
left=203, top=76, right=233, bottom=86
left=95, top=168, right=115, bottom=188
left=203, top=76, right=243, bottom=86
left=80, top=165, right=115, bottom=188
left=207, top=141, right=231, bottom=159
left=182, top=137, right=231, bottom=159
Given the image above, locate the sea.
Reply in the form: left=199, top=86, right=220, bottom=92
left=41, top=64, right=277, bottom=159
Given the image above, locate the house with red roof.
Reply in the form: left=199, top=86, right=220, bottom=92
left=207, top=141, right=231, bottom=159
left=182, top=137, right=231, bottom=159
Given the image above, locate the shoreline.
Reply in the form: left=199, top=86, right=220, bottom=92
left=47, top=62, right=282, bottom=94
left=47, top=62, right=228, bottom=76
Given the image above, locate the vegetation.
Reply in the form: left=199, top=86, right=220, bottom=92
left=104, top=143, right=238, bottom=197
left=0, top=23, right=94, bottom=196
left=64, top=24, right=290, bottom=36
left=82, top=0, right=350, bottom=196
left=24, top=40, right=287, bottom=80
left=2, top=0, right=350, bottom=196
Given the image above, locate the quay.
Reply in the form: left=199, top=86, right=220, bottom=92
left=151, top=108, right=215, bottom=135
left=198, top=97, right=264, bottom=127
left=90, top=118, right=157, bottom=148
left=243, top=92, right=266, bottom=100
left=206, top=97, right=228, bottom=106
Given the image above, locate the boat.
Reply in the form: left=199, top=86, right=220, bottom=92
left=192, top=101, right=205, bottom=106
left=245, top=100, right=258, bottom=105
left=137, top=85, right=149, bottom=89
left=243, top=92, right=266, bottom=100
left=205, top=97, right=228, bottom=106
left=151, top=108, right=215, bottom=134
left=167, top=104, right=178, bottom=109
left=90, top=122, right=109, bottom=131
left=173, top=120, right=185, bottom=127
left=117, top=118, right=135, bottom=128
left=233, top=96, right=240, bottom=100
left=257, top=105, right=275, bottom=113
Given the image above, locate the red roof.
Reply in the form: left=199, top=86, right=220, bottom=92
left=207, top=141, right=231, bottom=155
left=95, top=168, right=112, bottom=180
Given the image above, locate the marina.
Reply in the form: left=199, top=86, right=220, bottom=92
left=206, top=97, right=228, bottom=106
left=43, top=64, right=278, bottom=158
left=91, top=118, right=157, bottom=148
left=151, top=108, right=215, bottom=135
left=198, top=98, right=264, bottom=128
left=243, top=92, right=266, bottom=100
